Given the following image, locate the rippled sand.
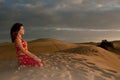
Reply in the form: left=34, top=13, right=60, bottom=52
left=0, top=38, right=120, bottom=80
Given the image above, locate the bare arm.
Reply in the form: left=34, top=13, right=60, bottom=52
left=15, top=38, right=42, bottom=62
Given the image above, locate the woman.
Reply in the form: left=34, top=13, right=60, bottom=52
left=10, top=23, right=44, bottom=68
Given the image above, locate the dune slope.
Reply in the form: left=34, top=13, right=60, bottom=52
left=0, top=38, right=120, bottom=80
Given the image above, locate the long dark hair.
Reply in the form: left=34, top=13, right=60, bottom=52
left=10, top=23, right=23, bottom=42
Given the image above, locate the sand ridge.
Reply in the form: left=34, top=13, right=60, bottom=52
left=0, top=38, right=120, bottom=80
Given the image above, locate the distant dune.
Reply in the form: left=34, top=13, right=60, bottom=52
left=0, top=38, right=120, bottom=80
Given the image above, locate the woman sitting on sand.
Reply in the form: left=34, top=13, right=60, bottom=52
left=10, top=23, right=44, bottom=68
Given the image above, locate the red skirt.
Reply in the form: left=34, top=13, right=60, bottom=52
left=18, top=54, right=43, bottom=67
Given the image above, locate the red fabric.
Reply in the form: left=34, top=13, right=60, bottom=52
left=15, top=38, right=43, bottom=67
left=18, top=54, right=43, bottom=67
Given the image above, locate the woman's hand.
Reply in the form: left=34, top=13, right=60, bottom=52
left=34, top=56, right=44, bottom=67
left=28, top=52, right=44, bottom=67
left=31, top=54, right=41, bottom=62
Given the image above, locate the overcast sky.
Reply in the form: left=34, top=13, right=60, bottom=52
left=0, top=0, right=120, bottom=30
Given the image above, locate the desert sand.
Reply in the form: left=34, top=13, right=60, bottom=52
left=0, top=38, right=120, bottom=80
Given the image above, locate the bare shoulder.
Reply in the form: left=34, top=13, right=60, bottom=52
left=15, top=37, right=21, bottom=44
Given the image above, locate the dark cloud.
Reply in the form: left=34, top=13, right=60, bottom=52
left=0, top=0, right=120, bottom=29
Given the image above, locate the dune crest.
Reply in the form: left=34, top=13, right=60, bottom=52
left=0, top=38, right=120, bottom=80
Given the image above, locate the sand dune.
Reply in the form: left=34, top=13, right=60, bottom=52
left=28, top=38, right=78, bottom=53
left=0, top=38, right=120, bottom=80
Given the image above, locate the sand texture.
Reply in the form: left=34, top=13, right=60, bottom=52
left=0, top=38, right=120, bottom=80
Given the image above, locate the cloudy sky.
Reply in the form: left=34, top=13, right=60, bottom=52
left=1, top=0, right=120, bottom=28
left=1, top=0, right=120, bottom=42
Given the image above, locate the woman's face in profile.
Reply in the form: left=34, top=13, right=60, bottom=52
left=19, top=26, right=25, bottom=35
